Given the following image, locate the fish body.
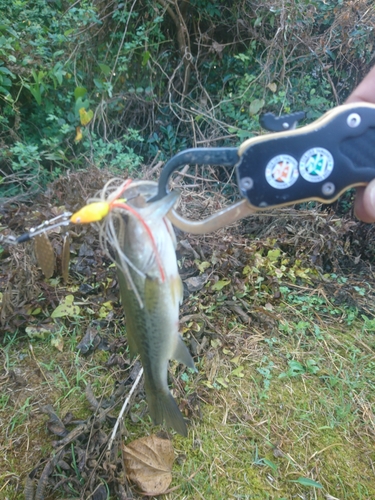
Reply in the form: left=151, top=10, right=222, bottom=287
left=116, top=190, right=195, bottom=436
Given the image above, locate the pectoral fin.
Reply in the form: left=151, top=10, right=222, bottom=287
left=174, top=337, right=195, bottom=369
left=170, top=274, right=184, bottom=307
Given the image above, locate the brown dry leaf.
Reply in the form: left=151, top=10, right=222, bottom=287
left=123, top=434, right=175, bottom=495
left=34, top=233, right=55, bottom=279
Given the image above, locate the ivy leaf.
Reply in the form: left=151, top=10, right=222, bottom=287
left=249, top=98, right=265, bottom=116
left=79, top=107, right=94, bottom=126
left=74, top=97, right=90, bottom=115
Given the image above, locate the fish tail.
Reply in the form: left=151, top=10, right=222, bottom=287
left=147, top=389, right=188, bottom=437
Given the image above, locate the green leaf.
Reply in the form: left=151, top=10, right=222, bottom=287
left=93, top=78, right=104, bottom=90
left=291, top=477, right=323, bottom=489
left=0, top=65, right=14, bottom=77
left=74, top=97, right=90, bottom=115
left=74, top=87, right=87, bottom=100
left=142, top=51, right=151, bottom=66
left=98, top=63, right=111, bottom=76
left=267, top=249, right=281, bottom=261
left=29, top=85, right=42, bottom=105
left=211, top=279, right=231, bottom=291
left=231, top=366, right=245, bottom=378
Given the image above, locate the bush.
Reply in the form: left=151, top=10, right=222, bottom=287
left=0, top=0, right=374, bottom=198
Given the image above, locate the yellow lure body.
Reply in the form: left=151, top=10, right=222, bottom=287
left=70, top=201, right=110, bottom=224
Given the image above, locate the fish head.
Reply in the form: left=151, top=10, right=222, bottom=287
left=115, top=190, right=180, bottom=279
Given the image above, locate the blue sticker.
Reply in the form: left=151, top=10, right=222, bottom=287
left=299, top=148, right=334, bottom=183
left=265, top=155, right=299, bottom=189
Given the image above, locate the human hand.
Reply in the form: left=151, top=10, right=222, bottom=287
left=345, top=65, right=375, bottom=222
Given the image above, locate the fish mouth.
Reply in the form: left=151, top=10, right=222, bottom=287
left=119, top=180, right=159, bottom=207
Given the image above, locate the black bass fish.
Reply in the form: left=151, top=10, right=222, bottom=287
left=114, top=187, right=195, bottom=436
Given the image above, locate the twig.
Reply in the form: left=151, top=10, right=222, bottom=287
left=107, top=367, right=144, bottom=451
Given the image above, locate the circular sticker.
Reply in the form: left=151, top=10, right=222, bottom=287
left=299, top=147, right=334, bottom=183
left=265, top=155, right=299, bottom=189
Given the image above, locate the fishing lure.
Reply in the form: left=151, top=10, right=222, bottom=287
left=70, top=178, right=133, bottom=224
left=70, top=179, right=167, bottom=284
left=70, top=201, right=112, bottom=224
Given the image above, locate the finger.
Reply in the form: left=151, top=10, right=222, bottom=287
left=346, top=65, right=375, bottom=104
left=354, top=180, right=375, bottom=223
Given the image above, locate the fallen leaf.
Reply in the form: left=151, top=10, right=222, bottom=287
left=26, top=324, right=58, bottom=340
left=231, top=365, right=245, bottom=378
left=211, top=279, right=231, bottom=291
left=123, top=434, right=174, bottom=495
left=210, top=338, right=222, bottom=348
left=41, top=405, right=68, bottom=437
left=184, top=273, right=209, bottom=292
left=77, top=326, right=101, bottom=354
left=34, top=233, right=55, bottom=279
left=194, top=260, right=211, bottom=273
left=98, top=300, right=113, bottom=318
left=51, top=294, right=80, bottom=318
